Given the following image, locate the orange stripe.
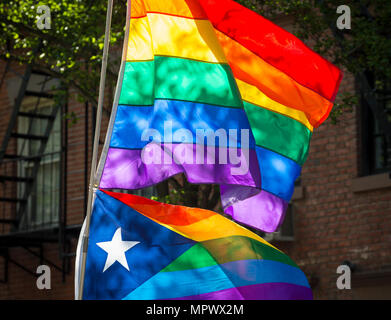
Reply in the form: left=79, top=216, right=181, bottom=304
left=130, top=0, right=208, bottom=19
left=215, top=30, right=333, bottom=127
left=236, top=79, right=313, bottom=131
left=158, top=214, right=279, bottom=250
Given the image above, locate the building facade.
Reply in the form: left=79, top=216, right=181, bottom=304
left=0, top=23, right=390, bottom=301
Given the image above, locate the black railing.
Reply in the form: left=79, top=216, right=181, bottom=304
left=0, top=151, right=61, bottom=234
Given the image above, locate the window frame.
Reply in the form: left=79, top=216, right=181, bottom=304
left=16, top=95, right=62, bottom=230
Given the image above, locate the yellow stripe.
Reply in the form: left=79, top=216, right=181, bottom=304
left=126, top=14, right=154, bottom=61
left=236, top=79, right=314, bottom=132
left=126, top=13, right=227, bottom=63
left=136, top=211, right=281, bottom=252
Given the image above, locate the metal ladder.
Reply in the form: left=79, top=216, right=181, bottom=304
left=0, top=63, right=62, bottom=231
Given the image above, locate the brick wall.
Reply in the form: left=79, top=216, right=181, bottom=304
left=275, top=71, right=391, bottom=299
left=0, top=61, right=109, bottom=299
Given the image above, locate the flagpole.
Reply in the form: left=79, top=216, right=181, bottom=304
left=77, top=0, right=114, bottom=300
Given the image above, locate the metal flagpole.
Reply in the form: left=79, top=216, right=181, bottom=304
left=77, top=0, right=114, bottom=300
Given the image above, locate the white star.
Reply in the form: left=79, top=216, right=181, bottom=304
left=96, top=228, right=140, bottom=272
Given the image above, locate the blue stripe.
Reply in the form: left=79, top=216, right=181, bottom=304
left=122, top=259, right=309, bottom=300
left=256, top=146, right=301, bottom=201
left=110, top=100, right=254, bottom=149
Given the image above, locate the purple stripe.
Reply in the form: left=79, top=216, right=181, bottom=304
left=169, top=283, right=313, bottom=300
left=100, top=144, right=261, bottom=190
left=99, top=144, right=287, bottom=232
left=221, top=185, right=288, bottom=233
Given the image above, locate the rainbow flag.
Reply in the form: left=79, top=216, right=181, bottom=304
left=199, top=0, right=342, bottom=226
left=95, top=0, right=342, bottom=232
left=76, top=189, right=312, bottom=300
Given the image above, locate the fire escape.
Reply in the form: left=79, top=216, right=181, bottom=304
left=0, top=59, right=77, bottom=283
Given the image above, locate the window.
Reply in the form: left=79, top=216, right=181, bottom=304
left=360, top=76, right=391, bottom=175
left=17, top=94, right=61, bottom=230
left=110, top=186, right=157, bottom=199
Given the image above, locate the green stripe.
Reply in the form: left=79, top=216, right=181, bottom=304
left=243, top=101, right=312, bottom=165
left=161, top=236, right=298, bottom=272
left=119, top=56, right=242, bottom=108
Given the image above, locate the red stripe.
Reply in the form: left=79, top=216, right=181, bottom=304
left=199, top=0, right=342, bottom=102
left=131, top=12, right=209, bottom=21
left=101, top=189, right=216, bottom=226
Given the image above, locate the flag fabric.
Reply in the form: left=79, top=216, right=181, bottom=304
left=95, top=0, right=342, bottom=233
left=198, top=0, right=342, bottom=226
left=76, top=189, right=313, bottom=300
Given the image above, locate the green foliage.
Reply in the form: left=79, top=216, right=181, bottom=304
left=151, top=177, right=222, bottom=211
left=151, top=188, right=186, bottom=205
left=63, top=110, right=78, bottom=127
left=2, top=0, right=389, bottom=123
left=0, top=0, right=127, bottom=107
left=330, top=92, right=358, bottom=124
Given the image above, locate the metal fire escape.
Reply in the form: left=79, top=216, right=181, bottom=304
left=0, top=59, right=76, bottom=283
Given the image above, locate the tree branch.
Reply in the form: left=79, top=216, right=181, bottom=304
left=0, top=14, right=97, bottom=55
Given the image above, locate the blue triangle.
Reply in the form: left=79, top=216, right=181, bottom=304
left=83, top=190, right=196, bottom=300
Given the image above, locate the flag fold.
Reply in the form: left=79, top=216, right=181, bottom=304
left=77, top=189, right=313, bottom=300
left=95, top=0, right=342, bottom=232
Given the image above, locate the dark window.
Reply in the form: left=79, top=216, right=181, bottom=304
left=360, top=76, right=391, bottom=175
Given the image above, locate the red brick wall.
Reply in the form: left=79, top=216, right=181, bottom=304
left=275, top=71, right=391, bottom=299
left=0, top=62, right=110, bottom=299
